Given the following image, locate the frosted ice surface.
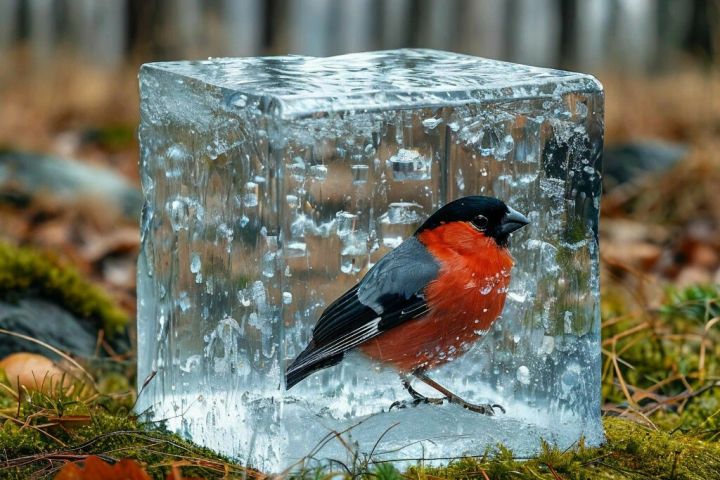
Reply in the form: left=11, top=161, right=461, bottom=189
left=137, top=49, right=604, bottom=472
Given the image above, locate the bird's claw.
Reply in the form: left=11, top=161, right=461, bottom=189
left=389, top=396, right=445, bottom=411
left=456, top=401, right=505, bottom=416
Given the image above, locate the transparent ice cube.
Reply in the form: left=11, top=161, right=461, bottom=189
left=137, top=49, right=604, bottom=472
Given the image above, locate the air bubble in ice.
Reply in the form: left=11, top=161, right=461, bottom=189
left=516, top=365, right=531, bottom=385
left=237, top=289, right=251, bottom=307
left=166, top=144, right=191, bottom=163
left=526, top=239, right=560, bottom=274
left=336, top=211, right=357, bottom=237
left=282, top=292, right=293, bottom=304
left=384, top=202, right=422, bottom=224
left=262, top=252, right=277, bottom=278
left=180, top=355, right=202, bottom=373
left=496, top=134, right=515, bottom=157
left=389, top=148, right=431, bottom=181
left=288, top=157, right=306, bottom=181
left=422, top=117, right=443, bottom=130
left=229, top=93, right=247, bottom=107
left=379, top=202, right=423, bottom=248
left=190, top=253, right=201, bottom=274
left=456, top=169, right=465, bottom=191
left=309, top=165, right=328, bottom=181
left=575, top=101, right=588, bottom=119
left=351, top=165, right=369, bottom=184
left=564, top=311, right=574, bottom=334
left=243, top=182, right=259, bottom=207
left=177, top=291, right=191, bottom=312
left=285, top=241, right=307, bottom=258
left=286, top=195, right=299, bottom=209
left=480, top=129, right=499, bottom=156
left=539, top=335, right=555, bottom=356
left=561, top=363, right=581, bottom=392
left=340, top=234, right=367, bottom=275
left=168, top=198, right=190, bottom=231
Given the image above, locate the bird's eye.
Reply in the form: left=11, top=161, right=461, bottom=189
left=471, top=214, right=488, bottom=231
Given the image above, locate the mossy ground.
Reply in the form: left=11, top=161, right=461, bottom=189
left=0, top=284, right=717, bottom=479
left=0, top=241, right=129, bottom=337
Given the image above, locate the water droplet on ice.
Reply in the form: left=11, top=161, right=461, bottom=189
left=516, top=365, right=531, bottom=385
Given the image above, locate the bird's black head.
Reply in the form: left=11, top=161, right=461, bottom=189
left=415, top=196, right=529, bottom=246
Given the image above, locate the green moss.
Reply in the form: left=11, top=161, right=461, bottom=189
left=0, top=393, right=248, bottom=479
left=0, top=241, right=129, bottom=336
left=401, top=418, right=720, bottom=480
left=2, top=370, right=720, bottom=480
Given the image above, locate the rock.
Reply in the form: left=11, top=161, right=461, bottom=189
left=0, top=149, right=141, bottom=220
left=603, top=140, right=687, bottom=189
left=0, top=298, right=106, bottom=359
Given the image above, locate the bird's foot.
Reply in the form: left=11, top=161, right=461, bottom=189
left=447, top=397, right=506, bottom=416
left=389, top=396, right=445, bottom=411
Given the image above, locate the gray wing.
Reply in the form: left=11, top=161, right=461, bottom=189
left=285, top=237, right=440, bottom=388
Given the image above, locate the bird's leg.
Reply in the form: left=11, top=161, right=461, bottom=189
left=413, top=371, right=505, bottom=416
left=389, top=373, right=444, bottom=410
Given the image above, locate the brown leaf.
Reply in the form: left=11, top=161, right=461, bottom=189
left=55, top=456, right=152, bottom=480
left=0, top=352, right=73, bottom=392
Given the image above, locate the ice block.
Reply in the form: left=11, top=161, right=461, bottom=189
left=137, top=49, right=604, bottom=472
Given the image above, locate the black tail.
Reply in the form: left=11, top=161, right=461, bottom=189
left=285, top=342, right=344, bottom=389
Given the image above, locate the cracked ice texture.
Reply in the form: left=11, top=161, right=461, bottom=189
left=137, top=49, right=604, bottom=472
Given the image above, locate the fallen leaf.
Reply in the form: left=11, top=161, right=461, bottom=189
left=0, top=352, right=73, bottom=392
left=55, top=456, right=152, bottom=480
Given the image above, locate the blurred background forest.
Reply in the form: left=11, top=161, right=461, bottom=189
left=0, top=1, right=720, bottom=478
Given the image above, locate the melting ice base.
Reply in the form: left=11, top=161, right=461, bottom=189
left=137, top=50, right=604, bottom=472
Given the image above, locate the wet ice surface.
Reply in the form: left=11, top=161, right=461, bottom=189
left=137, top=49, right=604, bottom=472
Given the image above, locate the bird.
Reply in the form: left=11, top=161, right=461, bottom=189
left=285, top=196, right=529, bottom=415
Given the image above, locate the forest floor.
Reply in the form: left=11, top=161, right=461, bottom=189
left=0, top=60, right=718, bottom=479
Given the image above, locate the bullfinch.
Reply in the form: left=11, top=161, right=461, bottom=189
left=285, top=196, right=529, bottom=415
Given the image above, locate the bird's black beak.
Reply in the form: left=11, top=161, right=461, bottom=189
left=500, top=207, right=530, bottom=235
